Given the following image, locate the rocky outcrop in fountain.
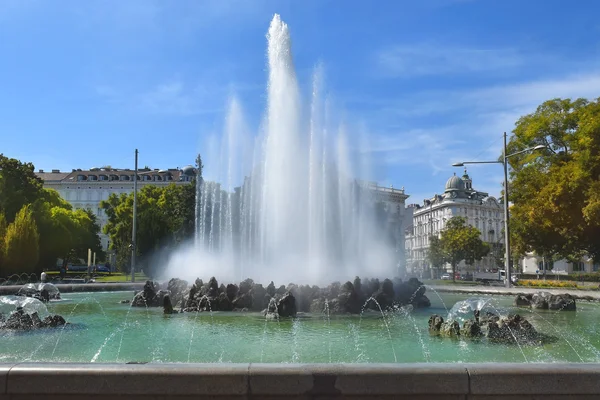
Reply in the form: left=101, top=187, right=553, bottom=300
left=0, top=307, right=66, bottom=331
left=130, top=276, right=431, bottom=319
left=428, top=311, right=542, bottom=345
left=16, top=283, right=61, bottom=303
left=514, top=292, right=576, bottom=311
left=132, top=280, right=169, bottom=307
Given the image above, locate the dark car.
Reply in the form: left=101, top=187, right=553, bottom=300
left=96, top=265, right=110, bottom=273
left=461, top=273, right=474, bottom=281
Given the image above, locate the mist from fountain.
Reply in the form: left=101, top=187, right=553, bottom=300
left=162, top=14, right=397, bottom=285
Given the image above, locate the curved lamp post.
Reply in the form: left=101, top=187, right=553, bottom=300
left=452, top=132, right=546, bottom=288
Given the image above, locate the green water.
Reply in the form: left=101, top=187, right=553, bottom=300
left=1, top=291, right=599, bottom=363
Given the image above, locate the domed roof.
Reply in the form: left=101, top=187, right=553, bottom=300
left=181, top=165, right=196, bottom=176
left=445, top=174, right=465, bottom=191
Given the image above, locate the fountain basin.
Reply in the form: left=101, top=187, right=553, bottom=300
left=1, top=363, right=600, bottom=398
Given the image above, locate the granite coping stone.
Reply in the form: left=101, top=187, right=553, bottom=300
left=6, top=363, right=249, bottom=395
left=248, top=364, right=469, bottom=395
left=0, top=363, right=17, bottom=396
left=2, top=363, right=600, bottom=397
left=466, top=363, right=600, bottom=395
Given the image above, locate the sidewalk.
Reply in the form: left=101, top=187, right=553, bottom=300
left=427, top=284, right=600, bottom=300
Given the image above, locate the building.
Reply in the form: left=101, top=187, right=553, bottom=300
left=36, top=165, right=197, bottom=252
left=520, top=254, right=600, bottom=275
left=361, top=182, right=411, bottom=276
left=405, top=169, right=504, bottom=277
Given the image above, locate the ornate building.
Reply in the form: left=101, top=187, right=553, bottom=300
left=360, top=182, right=411, bottom=276
left=405, top=169, right=504, bottom=277
left=36, top=166, right=197, bottom=251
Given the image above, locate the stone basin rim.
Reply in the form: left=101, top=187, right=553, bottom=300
left=1, top=362, right=600, bottom=397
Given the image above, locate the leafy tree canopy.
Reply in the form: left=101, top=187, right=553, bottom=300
left=507, top=98, right=600, bottom=262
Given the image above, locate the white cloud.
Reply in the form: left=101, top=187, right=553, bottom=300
left=361, top=68, right=600, bottom=197
left=376, top=44, right=524, bottom=77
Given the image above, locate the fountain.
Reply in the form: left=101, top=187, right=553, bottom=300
left=163, top=14, right=398, bottom=285
left=1, top=13, right=600, bottom=373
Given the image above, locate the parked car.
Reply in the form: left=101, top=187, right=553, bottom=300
left=441, top=273, right=451, bottom=280
left=96, top=265, right=110, bottom=273
left=461, top=273, right=473, bottom=281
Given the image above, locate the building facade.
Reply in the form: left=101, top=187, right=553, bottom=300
left=361, top=182, right=411, bottom=276
left=520, top=254, right=600, bottom=275
left=36, top=166, right=197, bottom=251
left=405, top=170, right=504, bottom=277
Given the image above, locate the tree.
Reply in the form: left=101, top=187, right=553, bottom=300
left=0, top=211, right=6, bottom=274
left=439, top=217, right=490, bottom=282
left=0, top=155, right=43, bottom=223
left=101, top=184, right=195, bottom=276
left=4, top=205, right=39, bottom=275
left=427, top=235, right=445, bottom=277
left=507, top=98, right=600, bottom=262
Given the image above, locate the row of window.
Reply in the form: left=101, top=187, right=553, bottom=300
left=77, top=174, right=176, bottom=182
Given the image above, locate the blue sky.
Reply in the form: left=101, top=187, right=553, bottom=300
left=1, top=0, right=600, bottom=203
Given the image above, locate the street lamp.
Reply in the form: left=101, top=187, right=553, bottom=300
left=452, top=132, right=546, bottom=288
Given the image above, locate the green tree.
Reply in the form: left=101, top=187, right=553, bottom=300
left=101, top=184, right=193, bottom=276
left=4, top=205, right=40, bottom=275
left=507, top=98, right=600, bottom=262
left=427, top=235, right=446, bottom=277
left=0, top=155, right=43, bottom=223
left=439, top=217, right=489, bottom=282
left=0, top=211, right=7, bottom=274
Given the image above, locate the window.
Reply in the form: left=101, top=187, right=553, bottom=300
left=573, top=262, right=585, bottom=272
left=593, top=263, right=599, bottom=272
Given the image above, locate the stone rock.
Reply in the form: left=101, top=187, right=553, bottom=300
left=251, top=284, right=268, bottom=311
left=232, top=292, right=253, bottom=310
left=487, top=314, right=539, bottom=344
left=216, top=292, right=233, bottom=311
left=548, top=294, right=576, bottom=311
left=276, top=285, right=287, bottom=295
left=163, top=295, right=176, bottom=314
left=333, top=281, right=362, bottom=314
left=132, top=280, right=166, bottom=307
left=461, top=319, right=482, bottom=338
left=372, top=279, right=395, bottom=310
left=226, top=284, right=238, bottom=301
left=277, top=291, right=297, bottom=318
left=238, top=279, right=254, bottom=295
left=428, top=314, right=444, bottom=334
left=43, top=315, right=66, bottom=327
left=530, top=293, right=549, bottom=310
left=440, top=320, right=461, bottom=337
left=266, top=281, right=276, bottom=297
left=514, top=294, right=531, bottom=307
left=167, top=278, right=188, bottom=308
left=207, top=277, right=219, bottom=298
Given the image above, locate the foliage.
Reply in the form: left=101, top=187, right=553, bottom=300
left=3, top=205, right=40, bottom=275
left=507, top=98, right=600, bottom=262
left=0, top=154, right=43, bottom=223
left=426, top=235, right=445, bottom=270
left=430, top=216, right=490, bottom=281
left=0, top=212, right=6, bottom=272
left=0, top=156, right=103, bottom=277
left=101, top=183, right=195, bottom=276
left=516, top=279, right=579, bottom=289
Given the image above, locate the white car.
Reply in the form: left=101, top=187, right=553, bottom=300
left=441, top=273, right=451, bottom=280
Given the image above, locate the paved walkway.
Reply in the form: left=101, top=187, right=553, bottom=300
left=427, top=284, right=600, bottom=300
left=0, top=282, right=145, bottom=295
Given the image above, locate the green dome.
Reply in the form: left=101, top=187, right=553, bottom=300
left=445, top=174, right=465, bottom=191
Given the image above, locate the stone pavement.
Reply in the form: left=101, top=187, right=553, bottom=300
left=428, top=283, right=600, bottom=300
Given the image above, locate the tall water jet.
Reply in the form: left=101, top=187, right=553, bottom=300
left=165, top=14, right=400, bottom=284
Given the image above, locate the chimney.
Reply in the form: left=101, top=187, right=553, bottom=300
left=52, top=169, right=60, bottom=173
left=38, top=169, right=44, bottom=173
